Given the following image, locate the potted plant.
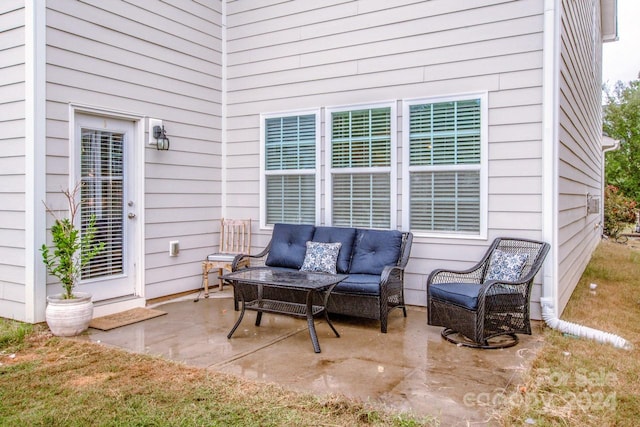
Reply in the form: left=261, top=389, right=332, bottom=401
left=41, top=185, right=104, bottom=336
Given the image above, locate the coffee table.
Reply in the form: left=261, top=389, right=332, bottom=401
left=221, top=268, right=348, bottom=353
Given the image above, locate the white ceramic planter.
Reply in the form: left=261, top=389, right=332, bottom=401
left=45, top=292, right=94, bottom=337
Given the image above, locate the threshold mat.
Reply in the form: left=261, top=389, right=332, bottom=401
left=89, top=307, right=167, bottom=331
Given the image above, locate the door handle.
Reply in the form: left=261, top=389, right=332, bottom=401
left=128, top=212, right=136, bottom=219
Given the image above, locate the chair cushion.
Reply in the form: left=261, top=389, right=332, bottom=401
left=349, top=229, right=403, bottom=275
left=429, top=282, right=483, bottom=310
left=265, top=223, right=315, bottom=269
left=312, top=226, right=357, bottom=273
left=430, top=282, right=526, bottom=310
left=207, top=253, right=236, bottom=262
left=300, top=241, right=342, bottom=274
left=334, top=274, right=381, bottom=296
left=486, top=249, right=529, bottom=282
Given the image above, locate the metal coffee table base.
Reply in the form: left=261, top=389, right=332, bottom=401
left=227, top=286, right=340, bottom=353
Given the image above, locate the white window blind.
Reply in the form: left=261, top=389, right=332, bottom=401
left=80, top=129, right=124, bottom=279
left=332, top=173, right=390, bottom=228
left=408, top=98, right=482, bottom=234
left=332, top=108, right=391, bottom=168
left=330, top=107, right=392, bottom=228
left=264, top=114, right=316, bottom=224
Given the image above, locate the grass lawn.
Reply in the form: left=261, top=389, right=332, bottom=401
left=495, top=239, right=640, bottom=426
left=0, top=326, right=433, bottom=426
left=1, top=239, right=638, bottom=426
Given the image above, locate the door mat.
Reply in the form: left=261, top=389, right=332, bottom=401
left=89, top=307, right=167, bottom=331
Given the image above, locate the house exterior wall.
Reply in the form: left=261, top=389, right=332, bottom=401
left=0, top=1, right=27, bottom=320
left=43, top=0, right=224, bottom=300
left=555, top=0, right=604, bottom=312
left=0, top=0, right=610, bottom=322
left=225, top=0, right=548, bottom=309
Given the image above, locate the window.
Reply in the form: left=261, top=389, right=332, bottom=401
left=261, top=111, right=319, bottom=226
left=403, top=94, right=486, bottom=236
left=327, top=103, right=396, bottom=228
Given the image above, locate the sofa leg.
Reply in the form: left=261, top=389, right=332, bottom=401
left=380, top=315, right=388, bottom=333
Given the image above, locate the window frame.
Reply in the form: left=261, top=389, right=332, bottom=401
left=401, top=93, right=488, bottom=239
left=260, top=109, right=322, bottom=229
left=324, top=101, right=397, bottom=229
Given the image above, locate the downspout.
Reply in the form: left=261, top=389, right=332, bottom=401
left=540, top=303, right=632, bottom=350
left=25, top=1, right=47, bottom=323
left=600, top=135, right=619, bottom=229
left=220, top=1, right=228, bottom=218
left=541, top=0, right=559, bottom=315
left=539, top=2, right=631, bottom=350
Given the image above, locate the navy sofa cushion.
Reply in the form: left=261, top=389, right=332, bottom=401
left=312, top=226, right=357, bottom=274
left=429, top=282, right=525, bottom=310
left=349, top=229, right=403, bottom=275
left=334, top=274, right=381, bottom=296
left=265, top=223, right=315, bottom=269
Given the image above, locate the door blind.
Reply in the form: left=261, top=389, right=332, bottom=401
left=80, top=129, right=124, bottom=279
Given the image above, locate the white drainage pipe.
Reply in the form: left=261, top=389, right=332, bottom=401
left=540, top=303, right=633, bottom=350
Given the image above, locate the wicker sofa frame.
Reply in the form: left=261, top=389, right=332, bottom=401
left=427, top=237, right=550, bottom=349
left=231, top=225, right=413, bottom=333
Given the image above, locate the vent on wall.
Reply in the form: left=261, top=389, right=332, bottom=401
left=586, top=193, right=600, bottom=215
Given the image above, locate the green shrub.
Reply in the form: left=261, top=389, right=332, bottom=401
left=603, top=185, right=637, bottom=239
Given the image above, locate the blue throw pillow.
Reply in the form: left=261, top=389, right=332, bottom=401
left=486, top=250, right=529, bottom=282
left=349, top=229, right=403, bottom=275
left=312, top=226, right=357, bottom=273
left=265, top=223, right=315, bottom=269
left=300, top=241, right=342, bottom=274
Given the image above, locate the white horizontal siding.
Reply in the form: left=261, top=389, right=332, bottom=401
left=225, top=0, right=546, bottom=309
left=44, top=0, right=223, bottom=299
left=0, top=2, right=27, bottom=320
left=556, top=0, right=604, bottom=313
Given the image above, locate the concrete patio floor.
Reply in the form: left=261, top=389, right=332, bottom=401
left=82, top=289, right=544, bottom=425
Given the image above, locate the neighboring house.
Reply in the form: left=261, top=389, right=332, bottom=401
left=0, top=0, right=617, bottom=324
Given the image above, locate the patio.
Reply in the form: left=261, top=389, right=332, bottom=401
left=80, top=289, right=544, bottom=425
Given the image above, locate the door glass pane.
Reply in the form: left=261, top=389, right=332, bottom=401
left=80, top=129, right=124, bottom=279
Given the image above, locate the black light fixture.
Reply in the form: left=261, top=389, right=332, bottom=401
left=153, top=125, right=170, bottom=150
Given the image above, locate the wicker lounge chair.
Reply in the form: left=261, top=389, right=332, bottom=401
left=427, top=237, right=550, bottom=349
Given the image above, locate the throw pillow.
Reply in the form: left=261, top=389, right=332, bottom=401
left=300, top=241, right=342, bottom=274
left=486, top=249, right=529, bottom=282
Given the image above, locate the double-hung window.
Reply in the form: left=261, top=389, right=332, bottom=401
left=327, top=103, right=396, bottom=228
left=261, top=111, right=319, bottom=226
left=403, top=94, right=487, bottom=236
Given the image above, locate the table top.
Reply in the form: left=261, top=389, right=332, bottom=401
left=221, top=268, right=348, bottom=291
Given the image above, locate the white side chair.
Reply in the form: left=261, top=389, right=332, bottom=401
left=202, top=218, right=251, bottom=297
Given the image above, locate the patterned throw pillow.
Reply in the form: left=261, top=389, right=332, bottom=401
left=486, top=249, right=529, bottom=282
left=300, top=241, right=342, bottom=274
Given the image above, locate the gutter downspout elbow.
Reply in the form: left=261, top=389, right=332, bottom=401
left=540, top=300, right=632, bottom=350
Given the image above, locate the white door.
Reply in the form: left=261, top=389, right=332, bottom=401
left=74, top=114, right=138, bottom=301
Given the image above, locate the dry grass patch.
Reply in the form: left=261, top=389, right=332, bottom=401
left=0, top=323, right=430, bottom=426
left=495, top=240, right=640, bottom=426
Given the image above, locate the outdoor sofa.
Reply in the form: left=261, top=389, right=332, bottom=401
left=231, top=223, right=413, bottom=333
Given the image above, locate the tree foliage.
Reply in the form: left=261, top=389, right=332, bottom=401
left=603, top=185, right=637, bottom=239
left=40, top=185, right=104, bottom=299
left=603, top=79, right=640, bottom=201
